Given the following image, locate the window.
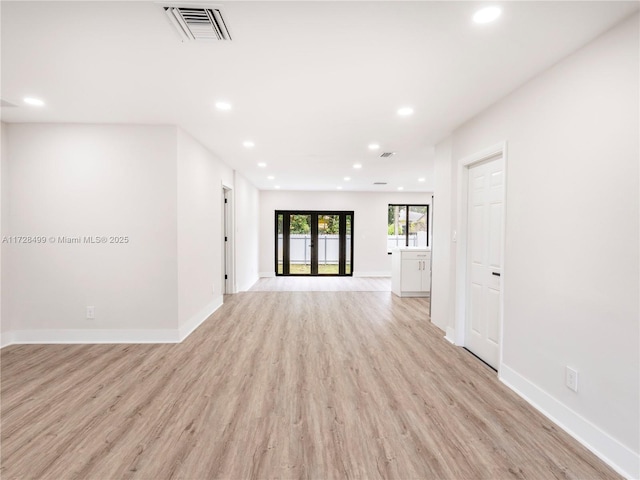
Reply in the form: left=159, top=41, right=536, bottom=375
left=387, top=204, right=429, bottom=253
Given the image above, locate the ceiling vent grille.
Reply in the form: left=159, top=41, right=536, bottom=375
left=373, top=182, right=388, bottom=185
left=163, top=6, right=231, bottom=41
left=379, top=152, right=395, bottom=158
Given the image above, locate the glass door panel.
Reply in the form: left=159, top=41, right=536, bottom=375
left=277, top=213, right=284, bottom=274
left=276, top=211, right=353, bottom=276
left=289, top=214, right=311, bottom=274
left=345, top=214, right=352, bottom=275
left=317, top=214, right=340, bottom=275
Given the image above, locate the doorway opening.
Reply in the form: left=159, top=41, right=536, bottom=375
left=275, top=210, right=354, bottom=276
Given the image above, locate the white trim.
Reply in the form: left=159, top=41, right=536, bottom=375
left=178, top=295, right=223, bottom=341
left=454, top=141, right=507, bottom=369
left=259, top=272, right=391, bottom=278
left=9, top=328, right=181, bottom=344
left=444, top=327, right=456, bottom=344
left=259, top=271, right=390, bottom=279
left=353, top=271, right=391, bottom=278
left=1, top=331, right=15, bottom=348
left=222, top=184, right=235, bottom=295
left=500, top=364, right=639, bottom=480
left=1, top=297, right=224, bottom=347
left=237, top=275, right=260, bottom=292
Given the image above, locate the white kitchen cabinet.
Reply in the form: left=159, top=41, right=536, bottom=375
left=391, top=248, right=431, bottom=297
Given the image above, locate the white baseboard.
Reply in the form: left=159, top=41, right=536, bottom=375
left=500, top=363, right=639, bottom=480
left=238, top=275, right=260, bottom=292
left=1, top=296, right=226, bottom=348
left=1, top=331, right=15, bottom=348
left=444, top=327, right=456, bottom=344
left=178, top=295, right=223, bottom=341
left=353, top=271, right=391, bottom=277
left=9, top=328, right=180, bottom=344
left=259, top=271, right=390, bottom=279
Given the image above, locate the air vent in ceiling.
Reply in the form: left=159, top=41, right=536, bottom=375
left=163, top=6, right=231, bottom=42
left=373, top=182, right=388, bottom=185
left=379, top=152, right=395, bottom=158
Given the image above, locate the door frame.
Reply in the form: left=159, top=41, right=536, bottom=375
left=275, top=210, right=354, bottom=276
left=429, top=194, right=434, bottom=319
left=454, top=142, right=507, bottom=370
left=222, top=185, right=234, bottom=295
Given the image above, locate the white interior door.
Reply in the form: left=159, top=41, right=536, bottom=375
left=464, top=156, right=504, bottom=369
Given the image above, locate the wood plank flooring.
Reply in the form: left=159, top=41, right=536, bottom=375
left=1, top=291, right=620, bottom=479
left=249, top=276, right=391, bottom=292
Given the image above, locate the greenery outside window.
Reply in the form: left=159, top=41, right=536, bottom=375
left=387, top=204, right=429, bottom=253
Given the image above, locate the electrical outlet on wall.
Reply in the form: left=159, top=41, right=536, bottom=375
left=566, top=366, right=578, bottom=392
left=86, top=306, right=95, bottom=320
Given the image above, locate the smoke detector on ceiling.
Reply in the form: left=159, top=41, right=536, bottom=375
left=379, top=152, right=395, bottom=158
left=163, top=5, right=231, bottom=42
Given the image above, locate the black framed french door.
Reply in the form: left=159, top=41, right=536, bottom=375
left=275, top=210, right=354, bottom=276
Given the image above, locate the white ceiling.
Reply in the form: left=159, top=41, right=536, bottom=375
left=1, top=1, right=637, bottom=192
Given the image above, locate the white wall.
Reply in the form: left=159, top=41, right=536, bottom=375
left=234, top=171, right=260, bottom=291
left=4, top=124, right=179, bottom=338
left=434, top=14, right=639, bottom=477
left=1, top=123, right=260, bottom=343
left=176, top=128, right=232, bottom=332
left=0, top=122, right=9, bottom=345
left=431, top=136, right=454, bottom=333
left=258, top=190, right=431, bottom=277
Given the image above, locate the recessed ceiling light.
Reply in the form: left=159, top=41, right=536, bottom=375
left=368, top=143, right=380, bottom=150
left=215, top=101, right=232, bottom=110
left=353, top=163, right=362, bottom=169
left=418, top=177, right=426, bottom=182
left=337, top=186, right=343, bottom=190
left=344, top=177, right=351, bottom=181
left=397, top=107, right=413, bottom=116
left=473, top=6, right=502, bottom=24
left=243, top=141, right=255, bottom=148
left=257, top=162, right=267, bottom=167
left=267, top=175, right=275, bottom=180
left=397, top=186, right=404, bottom=191
left=275, top=185, right=280, bottom=189
left=23, top=97, right=45, bottom=107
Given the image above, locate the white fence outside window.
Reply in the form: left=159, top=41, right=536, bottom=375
left=387, top=232, right=428, bottom=251
left=278, top=232, right=428, bottom=264
left=284, top=234, right=342, bottom=265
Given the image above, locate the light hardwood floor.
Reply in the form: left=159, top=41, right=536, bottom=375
left=1, top=292, right=620, bottom=479
left=249, top=276, right=391, bottom=292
